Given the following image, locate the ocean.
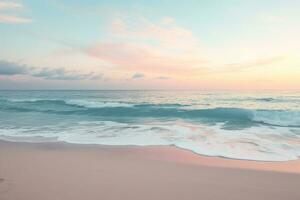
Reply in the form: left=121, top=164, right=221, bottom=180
left=0, top=90, right=299, bottom=161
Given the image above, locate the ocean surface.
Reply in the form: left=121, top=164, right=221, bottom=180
left=0, top=90, right=299, bottom=161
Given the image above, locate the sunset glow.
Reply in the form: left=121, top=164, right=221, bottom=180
left=0, top=0, right=299, bottom=90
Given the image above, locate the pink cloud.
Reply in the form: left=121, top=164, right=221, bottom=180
left=54, top=16, right=287, bottom=84
left=0, top=1, right=23, bottom=10
left=85, top=17, right=207, bottom=76
left=0, top=1, right=30, bottom=24
left=0, top=14, right=31, bottom=24
left=86, top=41, right=207, bottom=75
left=111, top=17, right=198, bottom=48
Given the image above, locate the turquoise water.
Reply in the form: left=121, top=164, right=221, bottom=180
left=0, top=90, right=299, bottom=161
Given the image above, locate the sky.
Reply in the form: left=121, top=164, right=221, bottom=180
left=0, top=0, right=299, bottom=90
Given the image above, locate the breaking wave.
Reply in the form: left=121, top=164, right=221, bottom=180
left=0, top=99, right=299, bottom=127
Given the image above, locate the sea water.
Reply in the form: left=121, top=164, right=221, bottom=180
left=0, top=90, right=299, bottom=161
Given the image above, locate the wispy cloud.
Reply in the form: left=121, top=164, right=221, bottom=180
left=131, top=72, right=144, bottom=79
left=223, top=56, right=285, bottom=72
left=83, top=16, right=207, bottom=77
left=82, top=15, right=289, bottom=79
left=110, top=16, right=198, bottom=47
left=0, top=60, right=103, bottom=80
left=46, top=14, right=291, bottom=86
left=33, top=68, right=103, bottom=80
left=0, top=1, right=23, bottom=10
left=0, top=0, right=31, bottom=24
left=156, top=76, right=171, bottom=80
left=0, top=14, right=31, bottom=24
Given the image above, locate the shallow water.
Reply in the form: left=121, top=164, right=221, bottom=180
left=0, top=90, right=299, bottom=161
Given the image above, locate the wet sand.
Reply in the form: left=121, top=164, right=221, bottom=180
left=0, top=140, right=300, bottom=200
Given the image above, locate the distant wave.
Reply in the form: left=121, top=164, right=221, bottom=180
left=254, top=98, right=275, bottom=102
left=212, top=97, right=300, bottom=103
left=1, top=99, right=299, bottom=127
left=66, top=99, right=134, bottom=108
left=0, top=98, right=187, bottom=109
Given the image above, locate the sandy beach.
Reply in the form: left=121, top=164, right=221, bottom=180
left=0, top=140, right=300, bottom=200
left=1, top=0, right=300, bottom=198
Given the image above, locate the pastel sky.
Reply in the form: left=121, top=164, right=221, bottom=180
left=0, top=0, right=299, bottom=90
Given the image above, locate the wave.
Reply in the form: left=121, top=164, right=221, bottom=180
left=0, top=98, right=187, bottom=110
left=66, top=99, right=134, bottom=108
left=252, top=110, right=300, bottom=127
left=0, top=120, right=299, bottom=161
left=0, top=99, right=300, bottom=127
left=254, top=98, right=275, bottom=102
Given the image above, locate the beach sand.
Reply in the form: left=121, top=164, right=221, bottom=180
left=0, top=140, right=300, bottom=200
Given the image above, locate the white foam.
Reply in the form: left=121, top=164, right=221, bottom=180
left=0, top=121, right=299, bottom=161
left=8, top=98, right=47, bottom=102
left=66, top=100, right=134, bottom=108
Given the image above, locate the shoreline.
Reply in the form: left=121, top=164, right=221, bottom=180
left=1, top=139, right=300, bottom=173
left=1, top=140, right=300, bottom=200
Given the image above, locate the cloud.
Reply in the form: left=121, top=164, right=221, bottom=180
left=0, top=1, right=31, bottom=24
left=0, top=14, right=31, bottom=24
left=110, top=16, right=198, bottom=48
left=0, top=60, right=103, bottom=80
left=83, top=16, right=207, bottom=77
left=33, top=68, right=103, bottom=80
left=132, top=72, right=145, bottom=79
left=0, top=60, right=27, bottom=75
left=156, top=76, right=171, bottom=80
left=223, top=56, right=285, bottom=72
left=0, top=1, right=23, bottom=10
left=54, top=15, right=289, bottom=82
